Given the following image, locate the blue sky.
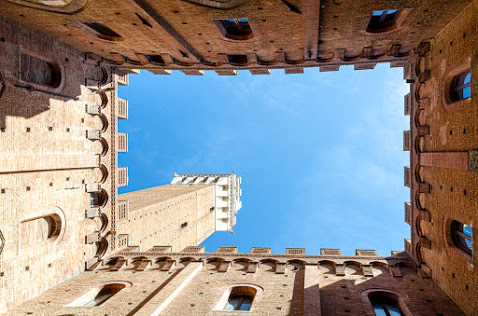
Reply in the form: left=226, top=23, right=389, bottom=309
left=118, top=63, right=410, bottom=256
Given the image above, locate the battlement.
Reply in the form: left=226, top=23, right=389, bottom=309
left=112, top=245, right=408, bottom=261
left=171, top=172, right=242, bottom=232
left=85, top=245, right=414, bottom=278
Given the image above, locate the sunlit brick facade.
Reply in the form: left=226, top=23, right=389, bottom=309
left=0, top=0, right=477, bottom=314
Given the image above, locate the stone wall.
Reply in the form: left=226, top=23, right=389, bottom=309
left=0, top=0, right=471, bottom=74
left=7, top=250, right=465, bottom=315
left=0, top=15, right=125, bottom=312
left=405, top=2, right=478, bottom=315
left=117, top=185, right=216, bottom=252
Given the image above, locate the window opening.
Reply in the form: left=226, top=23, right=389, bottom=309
left=451, top=220, right=472, bottom=255
left=450, top=70, right=471, bottom=101
left=223, top=286, right=256, bottom=311
left=214, top=18, right=254, bottom=41
left=77, top=22, right=124, bottom=41
left=370, top=295, right=403, bottom=316
left=367, top=10, right=401, bottom=33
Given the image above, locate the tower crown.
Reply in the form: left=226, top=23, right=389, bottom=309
left=171, top=172, right=242, bottom=232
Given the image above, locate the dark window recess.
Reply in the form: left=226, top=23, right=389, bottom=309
left=20, top=54, right=61, bottom=88
left=224, top=287, right=256, bottom=311
left=80, top=22, right=123, bottom=41
left=451, top=220, right=473, bottom=256
left=181, top=222, right=188, bottom=228
left=366, top=10, right=401, bottom=33
left=135, top=13, right=153, bottom=28
left=84, top=284, right=126, bottom=307
left=227, top=54, right=249, bottom=66
left=214, top=18, right=254, bottom=41
left=450, top=70, right=471, bottom=102
left=370, top=294, right=403, bottom=316
left=146, top=55, right=165, bottom=65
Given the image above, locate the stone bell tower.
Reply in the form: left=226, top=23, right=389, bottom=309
left=115, top=172, right=242, bottom=252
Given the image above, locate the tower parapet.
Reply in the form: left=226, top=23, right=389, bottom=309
left=171, top=172, right=242, bottom=232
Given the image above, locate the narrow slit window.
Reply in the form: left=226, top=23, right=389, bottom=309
left=214, top=18, right=254, bottom=41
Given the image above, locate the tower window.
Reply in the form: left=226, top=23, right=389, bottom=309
left=366, top=10, right=402, bottom=33
left=450, top=70, right=471, bottom=102
left=214, top=18, right=254, bottom=41
left=451, top=220, right=472, bottom=256
left=370, top=294, right=403, bottom=316
left=224, top=286, right=256, bottom=311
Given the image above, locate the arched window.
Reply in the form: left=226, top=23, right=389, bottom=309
left=451, top=220, right=473, bottom=256
left=450, top=70, right=471, bottom=102
left=214, top=18, right=254, bottom=41
left=20, top=53, right=61, bottom=88
left=84, top=283, right=125, bottom=307
left=20, top=214, right=62, bottom=248
left=72, top=22, right=124, bottom=42
left=367, top=10, right=402, bottom=33
left=224, top=286, right=256, bottom=311
left=68, top=283, right=128, bottom=307
left=369, top=293, right=403, bottom=316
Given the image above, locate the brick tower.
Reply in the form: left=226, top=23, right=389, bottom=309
left=115, top=173, right=242, bottom=252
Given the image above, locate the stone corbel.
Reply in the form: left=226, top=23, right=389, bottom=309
left=160, top=259, right=176, bottom=271
left=275, top=262, right=287, bottom=274
left=218, top=261, right=231, bottom=273
left=247, top=262, right=259, bottom=273
left=388, top=265, right=402, bottom=277
left=361, top=264, right=374, bottom=277
left=135, top=260, right=152, bottom=271
left=335, top=263, right=345, bottom=276
left=109, top=258, right=127, bottom=271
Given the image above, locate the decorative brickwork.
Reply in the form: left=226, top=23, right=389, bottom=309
left=286, top=248, right=306, bottom=255
left=215, top=247, right=238, bottom=254
left=117, top=167, right=128, bottom=187
left=320, top=248, right=341, bottom=256
left=250, top=247, right=271, bottom=254
left=117, top=98, right=128, bottom=119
